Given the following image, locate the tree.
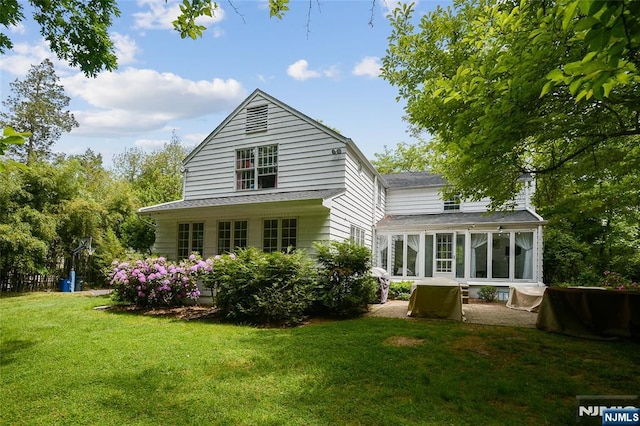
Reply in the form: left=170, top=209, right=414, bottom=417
left=0, top=162, right=66, bottom=286
left=111, top=131, right=190, bottom=252
left=381, top=0, right=640, bottom=282
left=1, top=0, right=120, bottom=77
left=381, top=0, right=640, bottom=209
left=371, top=138, right=431, bottom=174
left=0, top=59, right=78, bottom=164
left=0, top=0, right=294, bottom=77
left=112, top=130, right=189, bottom=206
left=0, top=127, right=30, bottom=172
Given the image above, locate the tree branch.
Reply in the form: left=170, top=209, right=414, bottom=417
left=369, top=0, right=376, bottom=27
left=525, top=137, right=606, bottom=175
left=226, top=0, right=246, bottom=24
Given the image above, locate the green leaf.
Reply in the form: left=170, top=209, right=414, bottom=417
left=568, top=77, right=583, bottom=96
left=581, top=51, right=598, bottom=63
left=574, top=16, right=599, bottom=32
left=601, top=81, right=615, bottom=97
left=546, top=68, right=565, bottom=81
left=562, top=1, right=579, bottom=30
left=540, top=80, right=555, bottom=97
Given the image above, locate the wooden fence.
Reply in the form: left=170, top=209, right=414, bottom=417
left=0, top=272, right=62, bottom=293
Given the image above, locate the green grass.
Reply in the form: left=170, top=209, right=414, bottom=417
left=1, top=293, right=638, bottom=425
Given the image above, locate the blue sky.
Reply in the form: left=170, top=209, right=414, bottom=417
left=1, top=0, right=445, bottom=167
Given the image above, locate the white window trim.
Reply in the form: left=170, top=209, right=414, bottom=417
left=177, top=222, right=204, bottom=260
left=217, top=220, right=248, bottom=254
left=235, top=144, right=278, bottom=191
left=350, top=225, right=366, bottom=246
left=262, top=217, right=297, bottom=253
left=375, top=229, right=538, bottom=282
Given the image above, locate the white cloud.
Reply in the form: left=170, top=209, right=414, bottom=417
left=111, top=33, right=140, bottom=65
left=257, top=74, right=275, bottom=83
left=134, top=138, right=168, bottom=149
left=8, top=23, right=26, bottom=35
left=323, top=65, right=341, bottom=78
left=353, top=56, right=382, bottom=78
left=381, top=0, right=417, bottom=15
left=62, top=68, right=247, bottom=137
left=287, top=59, right=321, bottom=81
left=0, top=40, right=58, bottom=76
left=210, top=27, right=225, bottom=38
left=287, top=59, right=341, bottom=81
left=183, top=132, right=209, bottom=146
left=133, top=0, right=225, bottom=31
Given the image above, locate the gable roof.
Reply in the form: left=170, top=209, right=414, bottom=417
left=183, top=89, right=369, bottom=168
left=382, top=171, right=446, bottom=189
left=139, top=188, right=345, bottom=213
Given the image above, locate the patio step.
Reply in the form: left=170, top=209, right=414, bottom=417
left=461, top=284, right=469, bottom=304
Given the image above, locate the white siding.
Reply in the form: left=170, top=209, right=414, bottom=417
left=328, top=148, right=378, bottom=251
left=183, top=95, right=346, bottom=200
left=386, top=187, right=529, bottom=215
left=385, top=187, right=442, bottom=215
left=148, top=203, right=331, bottom=260
left=153, top=219, right=177, bottom=259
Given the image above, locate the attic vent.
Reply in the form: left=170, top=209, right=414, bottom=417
left=246, top=104, right=268, bottom=133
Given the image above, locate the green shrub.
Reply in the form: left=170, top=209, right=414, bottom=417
left=478, top=286, right=498, bottom=303
left=205, top=247, right=317, bottom=326
left=389, top=281, right=413, bottom=300
left=314, top=240, right=377, bottom=318
left=543, top=227, right=598, bottom=285
left=601, top=271, right=639, bottom=291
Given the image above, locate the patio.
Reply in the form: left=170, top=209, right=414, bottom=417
left=367, top=300, right=538, bottom=328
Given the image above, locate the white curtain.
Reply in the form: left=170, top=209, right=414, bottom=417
left=407, top=235, right=420, bottom=276
left=515, top=232, right=534, bottom=279
left=376, top=234, right=388, bottom=271
left=470, top=234, right=488, bottom=278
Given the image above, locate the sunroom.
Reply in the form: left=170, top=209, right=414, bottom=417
left=374, top=211, right=545, bottom=288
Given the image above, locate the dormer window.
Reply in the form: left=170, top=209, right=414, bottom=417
left=246, top=104, right=268, bottom=133
left=236, top=145, right=278, bottom=190
left=444, top=195, right=461, bottom=211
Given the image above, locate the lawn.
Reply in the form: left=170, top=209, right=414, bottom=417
left=1, top=292, right=638, bottom=425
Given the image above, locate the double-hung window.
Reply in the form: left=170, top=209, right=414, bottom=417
left=217, top=221, right=248, bottom=254
left=177, top=222, right=204, bottom=259
left=263, top=218, right=297, bottom=253
left=236, top=145, right=278, bottom=190
left=350, top=225, right=366, bottom=246
left=444, top=195, right=461, bottom=211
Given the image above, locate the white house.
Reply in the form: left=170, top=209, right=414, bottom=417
left=139, top=89, right=545, bottom=296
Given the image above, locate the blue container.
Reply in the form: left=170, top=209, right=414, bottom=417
left=59, top=279, right=70, bottom=292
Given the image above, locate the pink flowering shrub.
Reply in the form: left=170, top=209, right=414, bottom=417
left=109, top=254, right=213, bottom=307
left=601, top=271, right=638, bottom=292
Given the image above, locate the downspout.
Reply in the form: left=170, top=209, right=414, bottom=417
left=181, top=166, right=189, bottom=196
left=371, top=175, right=378, bottom=252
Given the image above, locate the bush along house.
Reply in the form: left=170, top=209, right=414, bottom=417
left=139, top=89, right=545, bottom=299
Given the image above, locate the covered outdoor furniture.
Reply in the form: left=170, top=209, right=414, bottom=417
left=371, top=267, right=391, bottom=303
left=506, top=285, right=546, bottom=312
left=407, top=278, right=463, bottom=321
left=536, top=287, right=640, bottom=340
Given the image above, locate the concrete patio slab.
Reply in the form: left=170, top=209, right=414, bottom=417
left=367, top=300, right=537, bottom=328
